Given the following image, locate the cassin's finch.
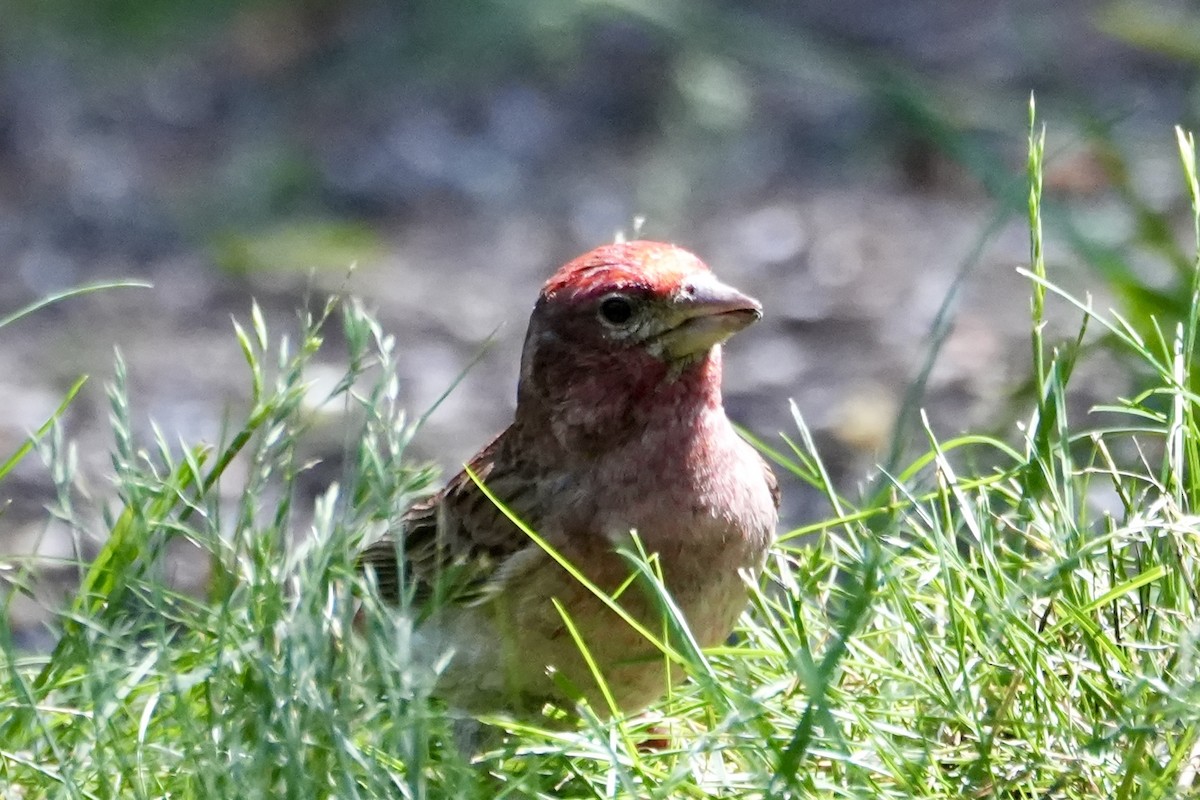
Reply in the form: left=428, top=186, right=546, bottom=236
left=359, top=240, right=778, bottom=722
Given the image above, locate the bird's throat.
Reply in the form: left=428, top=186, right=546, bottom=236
left=519, top=349, right=725, bottom=458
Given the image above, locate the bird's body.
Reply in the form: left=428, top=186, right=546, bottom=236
left=359, top=241, right=778, bottom=719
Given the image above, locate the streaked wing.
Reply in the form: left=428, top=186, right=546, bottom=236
left=357, top=431, right=547, bottom=607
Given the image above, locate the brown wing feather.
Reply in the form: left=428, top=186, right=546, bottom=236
left=763, top=456, right=781, bottom=511
left=357, top=431, right=548, bottom=607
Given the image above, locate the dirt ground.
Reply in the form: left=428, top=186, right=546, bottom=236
left=0, top=1, right=1192, bottom=644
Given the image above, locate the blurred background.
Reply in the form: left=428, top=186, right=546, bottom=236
left=2, top=0, right=1199, bottom=641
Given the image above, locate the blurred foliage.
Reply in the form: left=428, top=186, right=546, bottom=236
left=2, top=0, right=614, bottom=79
left=1096, top=1, right=1200, bottom=64
left=215, top=219, right=384, bottom=276
left=4, top=0, right=1200, bottom=356
left=3, top=0, right=253, bottom=54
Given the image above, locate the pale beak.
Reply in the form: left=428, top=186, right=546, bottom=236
left=659, top=273, right=762, bottom=360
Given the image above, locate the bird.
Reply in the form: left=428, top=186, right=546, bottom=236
left=357, top=240, right=778, bottom=727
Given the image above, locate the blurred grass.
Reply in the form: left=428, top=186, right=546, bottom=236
left=4, top=0, right=293, bottom=54
left=0, top=280, right=150, bottom=483
left=215, top=220, right=385, bottom=276
left=1097, top=1, right=1200, bottom=64
left=6, top=0, right=1198, bottom=332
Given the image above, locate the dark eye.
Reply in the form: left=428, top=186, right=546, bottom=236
left=598, top=295, right=635, bottom=326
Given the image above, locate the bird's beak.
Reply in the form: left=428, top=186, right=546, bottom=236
left=659, top=273, right=763, bottom=360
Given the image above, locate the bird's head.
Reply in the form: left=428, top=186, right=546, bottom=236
left=516, top=241, right=762, bottom=449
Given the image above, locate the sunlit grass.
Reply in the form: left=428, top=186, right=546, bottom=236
left=3, top=120, right=1200, bottom=798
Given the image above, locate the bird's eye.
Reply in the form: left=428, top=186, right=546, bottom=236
left=598, top=295, right=635, bottom=326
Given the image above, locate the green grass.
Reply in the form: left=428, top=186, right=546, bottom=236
left=5, top=118, right=1200, bottom=798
